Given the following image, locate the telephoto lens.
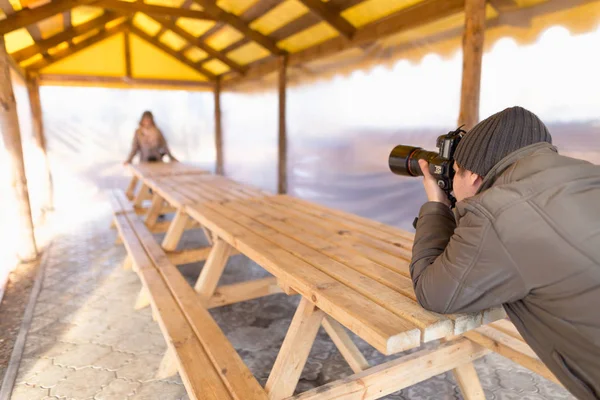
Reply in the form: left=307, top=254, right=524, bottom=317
left=388, top=145, right=440, bottom=177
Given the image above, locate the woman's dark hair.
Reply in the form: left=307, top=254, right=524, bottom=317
left=140, top=111, right=155, bottom=126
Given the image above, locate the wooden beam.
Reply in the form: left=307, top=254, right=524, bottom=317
left=0, top=37, right=38, bottom=261
left=27, top=21, right=128, bottom=71
left=192, top=0, right=283, bottom=55
left=39, top=74, right=214, bottom=90
left=241, top=0, right=282, bottom=22
left=207, top=277, right=283, bottom=308
left=299, top=0, right=356, bottom=39
left=277, top=54, right=287, bottom=194
left=214, top=77, right=223, bottom=175
left=266, top=298, right=325, bottom=399
left=129, top=24, right=217, bottom=80
left=124, top=29, right=132, bottom=78
left=224, top=0, right=465, bottom=87
left=458, top=0, right=485, bottom=130
left=12, top=12, right=120, bottom=62
left=150, top=16, right=247, bottom=74
left=63, top=10, right=72, bottom=30
left=0, top=0, right=99, bottom=36
left=488, top=0, right=519, bottom=12
left=291, top=338, right=488, bottom=400
left=26, top=75, right=54, bottom=212
left=97, top=0, right=214, bottom=20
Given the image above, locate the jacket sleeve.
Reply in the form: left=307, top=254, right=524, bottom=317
left=126, top=132, right=140, bottom=163
left=159, top=130, right=177, bottom=161
left=410, top=201, right=528, bottom=314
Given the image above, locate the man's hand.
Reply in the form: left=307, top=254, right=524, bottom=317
left=123, top=161, right=130, bottom=166
left=418, top=160, right=451, bottom=207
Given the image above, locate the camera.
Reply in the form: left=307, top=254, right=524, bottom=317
left=388, top=127, right=466, bottom=207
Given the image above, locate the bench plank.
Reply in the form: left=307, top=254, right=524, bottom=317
left=186, top=202, right=422, bottom=355
left=127, top=215, right=269, bottom=400
left=115, top=214, right=234, bottom=400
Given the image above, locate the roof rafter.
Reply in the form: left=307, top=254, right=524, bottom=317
left=97, top=0, right=216, bottom=20
left=191, top=0, right=283, bottom=55
left=298, top=0, right=356, bottom=39
left=150, top=16, right=247, bottom=74
left=0, top=0, right=99, bottom=36
left=39, top=73, right=214, bottom=90
left=12, top=12, right=121, bottom=62
left=26, top=19, right=128, bottom=71
left=129, top=23, right=217, bottom=81
left=224, top=0, right=465, bottom=86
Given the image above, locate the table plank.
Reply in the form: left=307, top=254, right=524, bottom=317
left=225, top=199, right=453, bottom=342
left=185, top=202, right=422, bottom=355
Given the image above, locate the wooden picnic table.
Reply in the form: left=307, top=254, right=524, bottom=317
left=137, top=168, right=506, bottom=399
left=116, top=166, right=557, bottom=399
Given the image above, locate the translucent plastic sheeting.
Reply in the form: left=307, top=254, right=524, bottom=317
left=38, top=86, right=215, bottom=208
left=221, top=86, right=278, bottom=193
left=287, top=56, right=462, bottom=231
left=285, top=26, right=600, bottom=232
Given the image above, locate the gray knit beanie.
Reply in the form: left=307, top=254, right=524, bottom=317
left=454, top=106, right=552, bottom=177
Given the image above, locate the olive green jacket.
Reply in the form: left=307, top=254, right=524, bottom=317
left=411, top=142, right=600, bottom=399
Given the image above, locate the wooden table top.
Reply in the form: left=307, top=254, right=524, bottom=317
left=145, top=174, right=271, bottom=209
left=128, top=162, right=209, bottom=180
left=184, top=195, right=506, bottom=355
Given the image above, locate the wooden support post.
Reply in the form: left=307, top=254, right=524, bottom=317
left=277, top=54, right=288, bottom=194
left=458, top=0, right=486, bottom=130
left=161, top=208, right=188, bottom=251
left=125, top=176, right=139, bottom=200
left=156, top=347, right=178, bottom=379
left=26, top=74, right=54, bottom=212
left=214, top=77, right=223, bottom=175
left=266, top=297, right=324, bottom=399
left=124, top=29, right=132, bottom=78
left=145, top=193, right=163, bottom=229
left=133, top=183, right=150, bottom=207
left=194, top=238, right=232, bottom=303
left=134, top=286, right=151, bottom=310
left=322, top=317, right=369, bottom=373
left=122, top=255, right=133, bottom=270
left=0, top=37, right=38, bottom=261
left=207, top=277, right=283, bottom=308
left=452, top=362, right=486, bottom=400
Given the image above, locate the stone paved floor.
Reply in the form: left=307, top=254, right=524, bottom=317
left=9, top=202, right=575, bottom=399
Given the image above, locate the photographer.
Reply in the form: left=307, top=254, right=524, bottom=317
left=410, top=106, right=600, bottom=399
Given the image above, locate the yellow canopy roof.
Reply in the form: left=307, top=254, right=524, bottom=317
left=0, top=0, right=598, bottom=90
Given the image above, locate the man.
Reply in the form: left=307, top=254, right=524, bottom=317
left=411, top=106, right=600, bottom=400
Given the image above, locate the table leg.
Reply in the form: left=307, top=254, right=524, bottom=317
left=322, top=317, right=369, bottom=373
left=145, top=193, right=164, bottom=229
left=194, top=238, right=233, bottom=303
left=133, top=183, right=150, bottom=208
left=266, top=297, right=325, bottom=400
left=161, top=209, right=189, bottom=251
left=453, top=361, right=486, bottom=399
left=125, top=176, right=139, bottom=200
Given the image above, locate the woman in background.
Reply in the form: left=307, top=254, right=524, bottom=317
left=124, top=111, right=178, bottom=164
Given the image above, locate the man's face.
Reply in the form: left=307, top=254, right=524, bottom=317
left=452, top=163, right=483, bottom=202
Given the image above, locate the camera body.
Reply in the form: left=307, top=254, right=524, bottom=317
left=388, top=127, right=465, bottom=206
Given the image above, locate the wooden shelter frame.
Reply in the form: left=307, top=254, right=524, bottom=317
left=0, top=0, right=592, bottom=278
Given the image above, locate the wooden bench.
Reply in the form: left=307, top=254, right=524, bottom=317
left=464, top=319, right=562, bottom=386
left=113, top=201, right=268, bottom=400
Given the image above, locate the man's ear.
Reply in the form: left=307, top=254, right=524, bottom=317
left=469, top=171, right=483, bottom=187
